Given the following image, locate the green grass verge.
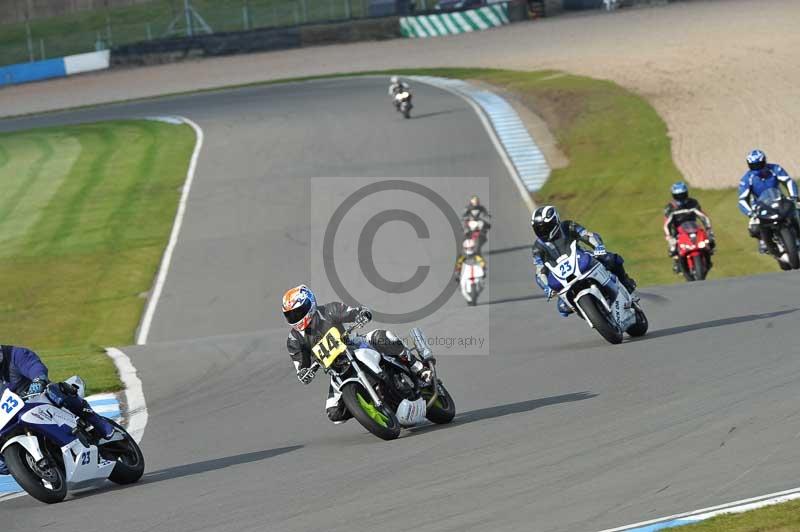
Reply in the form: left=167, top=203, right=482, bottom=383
left=392, top=67, right=773, bottom=286
left=0, top=120, right=195, bottom=393
left=674, top=499, right=800, bottom=531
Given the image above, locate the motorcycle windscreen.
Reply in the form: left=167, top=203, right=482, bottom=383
left=757, top=187, right=783, bottom=204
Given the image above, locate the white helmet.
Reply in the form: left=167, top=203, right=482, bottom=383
left=531, top=205, right=562, bottom=241
left=390, top=76, right=399, bottom=84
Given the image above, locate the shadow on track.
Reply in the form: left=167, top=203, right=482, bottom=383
left=141, top=446, right=303, bottom=485
left=411, top=392, right=596, bottom=434
left=639, top=308, right=798, bottom=341
left=480, top=293, right=544, bottom=306
left=410, top=109, right=461, bottom=120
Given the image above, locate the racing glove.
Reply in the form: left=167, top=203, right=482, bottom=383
left=27, top=377, right=48, bottom=395
left=297, top=365, right=318, bottom=385
left=544, top=287, right=556, bottom=300
left=593, top=245, right=607, bottom=257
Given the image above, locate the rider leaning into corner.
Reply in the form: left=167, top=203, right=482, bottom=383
left=738, top=149, right=800, bottom=254
left=530, top=205, right=638, bottom=317
left=282, top=285, right=431, bottom=424
left=663, top=181, right=715, bottom=272
left=0, top=344, right=114, bottom=475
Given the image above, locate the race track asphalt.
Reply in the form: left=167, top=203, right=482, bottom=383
left=2, top=78, right=800, bottom=532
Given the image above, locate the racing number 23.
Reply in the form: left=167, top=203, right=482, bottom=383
left=312, top=328, right=347, bottom=368
left=1, top=396, right=19, bottom=413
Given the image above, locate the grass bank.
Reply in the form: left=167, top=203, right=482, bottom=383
left=398, top=68, right=773, bottom=286
left=674, top=498, right=800, bottom=531
left=0, top=120, right=195, bottom=393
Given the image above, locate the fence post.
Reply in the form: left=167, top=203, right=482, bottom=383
left=146, top=23, right=153, bottom=40
left=25, top=22, right=34, bottom=62
left=329, top=0, right=335, bottom=19
left=242, top=1, right=251, bottom=30
left=39, top=39, right=45, bottom=60
left=344, top=0, right=352, bottom=19
left=106, top=13, right=113, bottom=46
left=300, top=0, right=308, bottom=23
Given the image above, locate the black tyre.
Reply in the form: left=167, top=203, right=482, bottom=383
left=3, top=443, right=67, bottom=504
left=679, top=259, right=694, bottom=282
left=627, top=304, right=649, bottom=337
left=424, top=382, right=456, bottom=424
left=100, top=419, right=144, bottom=485
left=779, top=227, right=800, bottom=269
left=692, top=255, right=707, bottom=281
left=578, top=296, right=623, bottom=344
left=340, top=383, right=401, bottom=441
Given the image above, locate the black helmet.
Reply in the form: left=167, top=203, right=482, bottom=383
left=531, top=205, right=562, bottom=241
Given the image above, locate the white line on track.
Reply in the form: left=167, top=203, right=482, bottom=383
left=136, top=116, right=204, bottom=345
left=597, top=486, right=800, bottom=532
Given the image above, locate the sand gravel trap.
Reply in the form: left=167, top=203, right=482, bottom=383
left=1, top=0, right=798, bottom=188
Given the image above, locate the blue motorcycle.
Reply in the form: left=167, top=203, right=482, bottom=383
left=0, top=377, right=144, bottom=503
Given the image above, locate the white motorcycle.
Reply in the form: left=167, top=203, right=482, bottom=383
left=544, top=241, right=648, bottom=344
left=311, top=320, right=455, bottom=441
left=459, top=238, right=486, bottom=306
left=394, top=91, right=413, bottom=119
left=0, top=377, right=144, bottom=503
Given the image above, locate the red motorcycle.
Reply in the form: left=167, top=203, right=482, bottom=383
left=675, top=221, right=712, bottom=281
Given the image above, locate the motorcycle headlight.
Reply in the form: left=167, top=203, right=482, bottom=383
left=698, top=241, right=706, bottom=248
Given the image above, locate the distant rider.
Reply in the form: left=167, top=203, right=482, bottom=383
left=737, top=149, right=799, bottom=253
left=663, top=181, right=715, bottom=272
left=454, top=238, right=487, bottom=280
left=0, top=345, right=114, bottom=475
left=282, top=285, right=430, bottom=424
left=462, top=195, right=492, bottom=251
left=530, top=205, right=638, bottom=317
left=388, top=76, right=411, bottom=110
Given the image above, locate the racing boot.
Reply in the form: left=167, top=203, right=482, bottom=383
left=0, top=456, right=9, bottom=476
left=46, top=383, right=115, bottom=440
left=758, top=240, right=768, bottom=254
left=557, top=299, right=573, bottom=318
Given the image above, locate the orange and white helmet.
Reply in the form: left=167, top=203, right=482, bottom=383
left=282, top=285, right=317, bottom=332
left=463, top=238, right=477, bottom=256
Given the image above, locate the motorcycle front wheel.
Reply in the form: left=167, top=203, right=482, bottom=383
left=578, top=296, right=623, bottom=344
left=692, top=254, right=708, bottom=281
left=341, top=383, right=401, bottom=441
left=3, top=443, right=67, bottom=504
left=779, top=227, right=800, bottom=269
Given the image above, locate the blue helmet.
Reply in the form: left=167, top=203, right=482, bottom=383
left=747, top=149, right=767, bottom=172
left=671, top=181, right=688, bottom=202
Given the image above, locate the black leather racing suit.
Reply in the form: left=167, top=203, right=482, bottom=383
left=531, top=220, right=637, bottom=302
left=286, top=302, right=406, bottom=422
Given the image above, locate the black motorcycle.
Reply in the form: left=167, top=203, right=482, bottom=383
left=753, top=187, right=800, bottom=270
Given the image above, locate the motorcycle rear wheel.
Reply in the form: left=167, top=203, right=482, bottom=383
left=627, top=305, right=649, bottom=337
left=3, top=443, right=67, bottom=504
left=424, top=382, right=456, bottom=424
left=341, top=383, right=401, bottom=441
left=578, top=297, right=623, bottom=344
left=101, top=419, right=145, bottom=485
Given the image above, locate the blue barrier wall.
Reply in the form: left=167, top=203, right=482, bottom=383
left=0, top=58, right=67, bottom=87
